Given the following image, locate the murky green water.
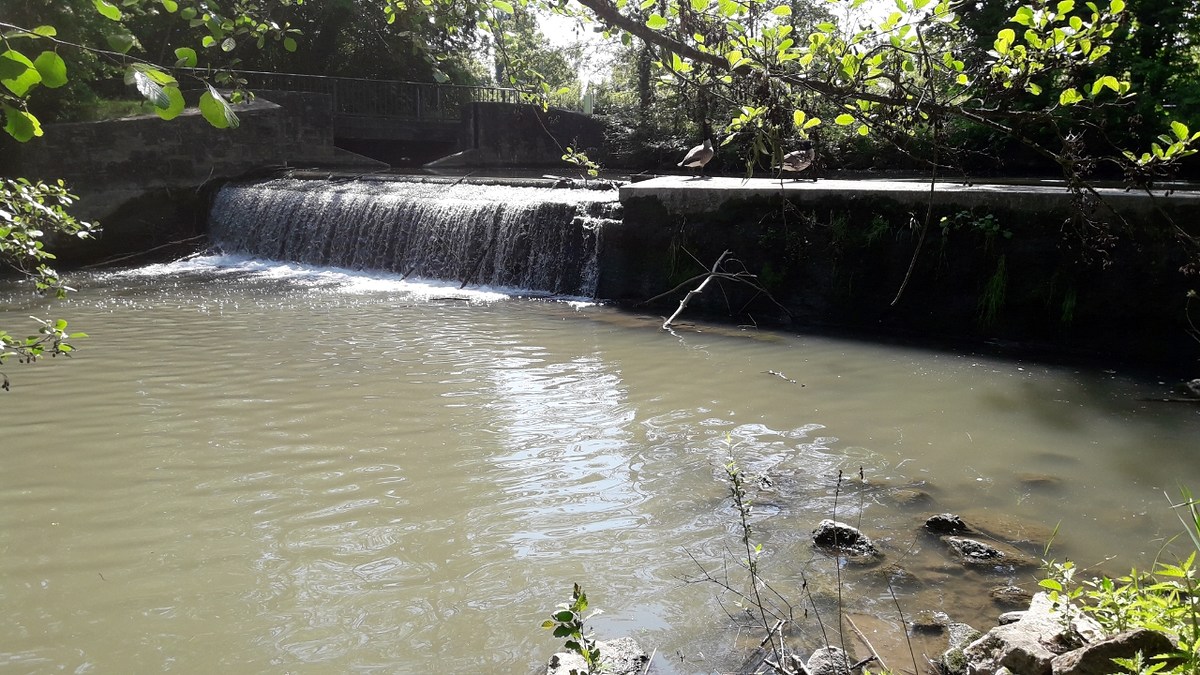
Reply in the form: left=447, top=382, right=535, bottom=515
left=2, top=256, right=1198, bottom=673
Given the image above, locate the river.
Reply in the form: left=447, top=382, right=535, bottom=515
left=2, top=255, right=1198, bottom=673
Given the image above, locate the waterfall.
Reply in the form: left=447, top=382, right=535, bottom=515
left=208, top=177, right=621, bottom=296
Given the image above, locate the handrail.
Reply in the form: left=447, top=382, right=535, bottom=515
left=222, top=69, right=523, bottom=122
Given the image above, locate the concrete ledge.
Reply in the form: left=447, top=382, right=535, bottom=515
left=620, top=176, right=1200, bottom=217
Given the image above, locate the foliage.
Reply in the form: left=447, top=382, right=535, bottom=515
left=562, top=146, right=599, bottom=180
left=1040, top=491, right=1200, bottom=674
left=0, top=178, right=95, bottom=388
left=542, top=582, right=601, bottom=675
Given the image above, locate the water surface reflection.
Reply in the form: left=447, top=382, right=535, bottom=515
left=1, top=257, right=1197, bottom=673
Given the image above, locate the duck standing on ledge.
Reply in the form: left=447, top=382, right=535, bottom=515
left=780, top=140, right=816, bottom=180
left=677, top=139, right=714, bottom=177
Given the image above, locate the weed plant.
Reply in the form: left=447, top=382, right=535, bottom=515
left=1042, top=489, right=1200, bottom=674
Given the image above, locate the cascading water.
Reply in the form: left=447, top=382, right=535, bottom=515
left=208, top=177, right=622, bottom=296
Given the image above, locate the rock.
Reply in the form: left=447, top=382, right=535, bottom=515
left=962, top=593, right=1087, bottom=675
left=1016, top=473, right=1063, bottom=490
left=945, top=536, right=1003, bottom=562
left=1051, top=629, right=1179, bottom=675
left=925, top=513, right=969, bottom=534
left=890, top=488, right=935, bottom=508
left=1181, top=378, right=1200, bottom=398
left=911, top=610, right=949, bottom=633
left=998, top=610, right=1025, bottom=625
left=807, top=645, right=854, bottom=675
left=546, top=637, right=648, bottom=675
left=990, top=585, right=1034, bottom=609
left=941, top=623, right=982, bottom=675
left=942, top=536, right=1038, bottom=571
left=813, top=519, right=879, bottom=559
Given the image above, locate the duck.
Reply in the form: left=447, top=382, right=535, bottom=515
left=677, top=139, right=714, bottom=177
left=780, top=140, right=815, bottom=180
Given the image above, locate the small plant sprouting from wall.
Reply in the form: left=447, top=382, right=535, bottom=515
left=1061, top=287, right=1078, bottom=325
left=979, top=255, right=1008, bottom=327
left=865, top=215, right=891, bottom=245
left=561, top=146, right=599, bottom=182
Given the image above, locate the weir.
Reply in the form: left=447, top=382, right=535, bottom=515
left=208, top=173, right=1200, bottom=366
left=208, top=177, right=621, bottom=296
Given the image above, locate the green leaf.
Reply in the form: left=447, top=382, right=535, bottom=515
left=199, top=85, right=239, bottom=129
left=647, top=13, right=669, bottom=30
left=803, top=117, right=821, bottom=129
left=283, top=37, right=298, bottom=52
left=772, top=5, right=791, bottom=15
left=0, top=50, right=42, bottom=97
left=106, top=30, right=136, bottom=54
left=32, top=52, right=66, bottom=89
left=492, top=0, right=514, bottom=13
left=1171, top=121, right=1188, bottom=141
left=2, top=104, right=42, bottom=142
left=856, top=124, right=869, bottom=136
left=1058, top=87, right=1082, bottom=105
left=1012, top=6, right=1034, bottom=25
left=32, top=26, right=57, bottom=38
left=93, top=0, right=122, bottom=21
left=161, top=0, right=178, bottom=10
left=125, top=65, right=170, bottom=108
left=1110, top=0, right=1125, bottom=12
left=174, top=47, right=198, bottom=67
left=793, top=110, right=806, bottom=127
left=155, top=85, right=185, bottom=120
left=1039, top=579, right=1063, bottom=591
left=690, top=0, right=709, bottom=10
left=553, top=610, right=574, bottom=622
left=835, top=113, right=855, bottom=125
left=1056, top=0, right=1075, bottom=14
left=1090, top=74, right=1119, bottom=95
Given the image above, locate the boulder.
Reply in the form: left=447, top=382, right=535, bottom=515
left=1051, top=629, right=1179, bottom=675
left=813, top=519, right=879, bottom=559
left=546, top=637, right=648, bottom=675
left=925, top=513, right=970, bottom=534
left=940, top=622, right=982, bottom=675
left=807, top=645, right=854, bottom=675
left=962, top=593, right=1091, bottom=675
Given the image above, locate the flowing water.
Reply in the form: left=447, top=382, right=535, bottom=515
left=3, top=180, right=1200, bottom=673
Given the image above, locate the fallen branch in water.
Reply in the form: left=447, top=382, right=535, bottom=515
left=658, top=250, right=792, bottom=330
left=662, top=250, right=731, bottom=330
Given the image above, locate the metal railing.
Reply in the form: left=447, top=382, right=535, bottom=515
left=233, top=70, right=521, bottom=122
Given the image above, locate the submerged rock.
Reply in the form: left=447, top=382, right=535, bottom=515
left=546, top=637, right=648, bottom=675
left=925, top=513, right=969, bottom=534
left=942, top=536, right=1037, bottom=570
left=812, top=519, right=879, bottom=559
left=990, top=585, right=1034, bottom=609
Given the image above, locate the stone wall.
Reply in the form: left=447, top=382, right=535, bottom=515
left=1, top=91, right=381, bottom=264
left=425, top=101, right=608, bottom=169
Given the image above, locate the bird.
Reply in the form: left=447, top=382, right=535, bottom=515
left=677, top=139, right=714, bottom=177
left=779, top=140, right=815, bottom=180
